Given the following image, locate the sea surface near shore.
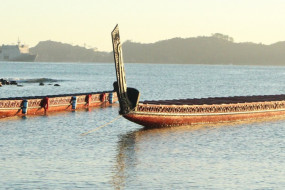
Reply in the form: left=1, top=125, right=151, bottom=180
left=0, top=62, right=284, bottom=189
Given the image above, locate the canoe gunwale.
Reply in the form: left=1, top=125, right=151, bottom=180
left=129, top=108, right=285, bottom=117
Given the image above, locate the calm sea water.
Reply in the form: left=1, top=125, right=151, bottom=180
left=0, top=62, right=284, bottom=189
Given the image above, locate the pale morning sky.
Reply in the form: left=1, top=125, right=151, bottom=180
left=1, top=0, right=285, bottom=51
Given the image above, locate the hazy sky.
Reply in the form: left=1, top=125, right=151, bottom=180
left=1, top=0, right=285, bottom=51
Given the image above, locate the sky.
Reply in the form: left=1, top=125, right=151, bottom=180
left=1, top=0, right=285, bottom=51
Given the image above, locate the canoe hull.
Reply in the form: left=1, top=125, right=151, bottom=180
left=124, top=100, right=285, bottom=128
left=0, top=91, right=117, bottom=119
left=124, top=110, right=285, bottom=128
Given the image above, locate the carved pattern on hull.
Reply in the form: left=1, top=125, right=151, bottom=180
left=28, top=99, right=42, bottom=107
left=49, top=97, right=72, bottom=105
left=136, top=101, right=285, bottom=114
left=0, top=100, right=22, bottom=108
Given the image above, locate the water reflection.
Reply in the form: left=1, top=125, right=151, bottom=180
left=112, top=129, right=136, bottom=189
left=111, top=115, right=285, bottom=189
left=111, top=124, right=225, bottom=189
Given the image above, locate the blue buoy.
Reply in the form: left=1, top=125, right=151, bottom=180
left=72, top=96, right=77, bottom=109
left=22, top=99, right=28, bottom=114
left=109, top=93, right=113, bottom=103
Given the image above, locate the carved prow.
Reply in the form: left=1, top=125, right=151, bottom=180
left=111, top=25, right=140, bottom=114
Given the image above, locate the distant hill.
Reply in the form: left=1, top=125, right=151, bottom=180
left=30, top=36, right=285, bottom=65
left=122, top=36, right=285, bottom=65
left=30, top=40, right=113, bottom=62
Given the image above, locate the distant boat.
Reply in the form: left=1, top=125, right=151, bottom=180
left=0, top=40, right=37, bottom=62
left=111, top=25, right=285, bottom=128
left=0, top=91, right=117, bottom=119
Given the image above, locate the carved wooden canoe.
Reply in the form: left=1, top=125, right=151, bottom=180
left=111, top=24, right=285, bottom=128
left=123, top=96, right=285, bottom=128
left=0, top=91, right=117, bottom=119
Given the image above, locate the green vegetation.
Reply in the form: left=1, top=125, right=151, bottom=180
left=30, top=36, right=285, bottom=65
left=30, top=41, right=112, bottom=63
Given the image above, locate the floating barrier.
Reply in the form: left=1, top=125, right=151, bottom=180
left=0, top=91, right=118, bottom=119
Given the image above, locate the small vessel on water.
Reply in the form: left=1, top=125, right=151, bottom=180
left=0, top=91, right=117, bottom=119
left=0, top=40, right=37, bottom=62
left=111, top=25, right=285, bottom=128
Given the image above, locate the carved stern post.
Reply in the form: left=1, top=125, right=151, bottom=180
left=111, top=25, right=140, bottom=114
